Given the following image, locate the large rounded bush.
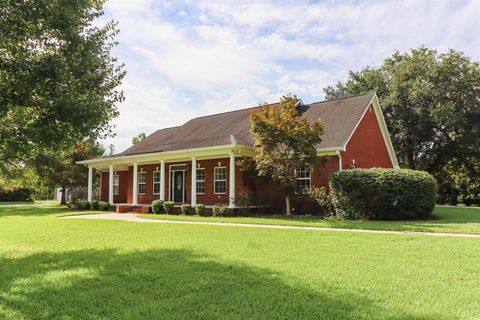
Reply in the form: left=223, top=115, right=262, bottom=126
left=330, top=168, right=437, bottom=220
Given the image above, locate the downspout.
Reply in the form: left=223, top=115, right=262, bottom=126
left=336, top=151, right=343, bottom=171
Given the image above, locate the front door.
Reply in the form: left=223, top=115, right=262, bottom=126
left=172, top=171, right=185, bottom=203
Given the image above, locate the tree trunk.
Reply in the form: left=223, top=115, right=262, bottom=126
left=60, top=186, right=67, bottom=205
left=285, top=195, right=292, bottom=216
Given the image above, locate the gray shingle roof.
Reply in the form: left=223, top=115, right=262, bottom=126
left=116, top=92, right=375, bottom=157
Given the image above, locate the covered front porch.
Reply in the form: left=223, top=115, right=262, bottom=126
left=81, top=145, right=253, bottom=210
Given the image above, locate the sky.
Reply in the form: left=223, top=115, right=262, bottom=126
left=101, top=0, right=480, bottom=152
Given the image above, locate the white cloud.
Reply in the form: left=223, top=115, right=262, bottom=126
left=101, top=0, right=480, bottom=152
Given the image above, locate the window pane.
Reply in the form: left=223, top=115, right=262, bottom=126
left=138, top=172, right=146, bottom=183
left=153, top=171, right=161, bottom=183
left=214, top=181, right=226, bottom=194
left=196, top=181, right=205, bottom=193
left=214, top=167, right=226, bottom=180
left=196, top=168, right=205, bottom=181
left=153, top=183, right=160, bottom=194
left=138, top=183, right=146, bottom=194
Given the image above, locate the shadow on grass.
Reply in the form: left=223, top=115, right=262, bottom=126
left=0, top=205, right=67, bottom=218
left=0, top=249, right=445, bottom=319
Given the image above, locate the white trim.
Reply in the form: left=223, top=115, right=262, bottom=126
left=191, top=157, right=197, bottom=207
left=132, top=162, right=138, bottom=205
left=342, top=93, right=399, bottom=169
left=336, top=150, right=343, bottom=171
left=195, top=167, right=205, bottom=195
left=108, top=164, right=114, bottom=204
left=77, top=144, right=236, bottom=165
left=229, top=152, right=235, bottom=208
left=113, top=173, right=120, bottom=196
left=213, top=166, right=227, bottom=195
left=87, top=166, right=93, bottom=202
left=160, top=160, right=165, bottom=201
left=152, top=171, right=161, bottom=195
left=170, top=169, right=186, bottom=202
left=137, top=171, right=146, bottom=195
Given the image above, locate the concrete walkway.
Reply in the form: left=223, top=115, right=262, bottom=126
left=61, top=213, right=480, bottom=238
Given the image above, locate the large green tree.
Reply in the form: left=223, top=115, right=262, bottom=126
left=250, top=96, right=324, bottom=215
left=0, top=0, right=125, bottom=164
left=324, top=46, right=480, bottom=197
left=33, top=140, right=105, bottom=204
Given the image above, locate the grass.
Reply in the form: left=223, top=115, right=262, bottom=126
left=139, top=205, right=480, bottom=234
left=0, top=205, right=479, bottom=319
left=0, top=199, right=58, bottom=205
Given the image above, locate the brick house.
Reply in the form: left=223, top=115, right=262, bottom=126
left=78, top=93, right=398, bottom=212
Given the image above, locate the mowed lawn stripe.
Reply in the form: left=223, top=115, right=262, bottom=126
left=0, top=206, right=479, bottom=319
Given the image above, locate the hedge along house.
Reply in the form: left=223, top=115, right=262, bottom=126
left=78, top=92, right=399, bottom=213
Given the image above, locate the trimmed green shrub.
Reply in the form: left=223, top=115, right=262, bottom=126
left=330, top=168, right=437, bottom=220
left=163, top=201, right=175, bottom=214
left=89, top=200, right=99, bottom=210
left=152, top=200, right=164, bottom=214
left=308, top=186, right=334, bottom=216
left=212, top=203, right=229, bottom=216
left=98, top=201, right=111, bottom=211
left=74, top=200, right=90, bottom=210
left=181, top=204, right=192, bottom=215
left=195, top=204, right=206, bottom=216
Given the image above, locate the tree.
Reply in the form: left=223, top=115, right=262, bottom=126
left=324, top=46, right=480, bottom=196
left=132, top=132, right=146, bottom=145
left=33, top=140, right=105, bottom=204
left=0, top=0, right=125, bottom=165
left=250, top=96, right=324, bottom=215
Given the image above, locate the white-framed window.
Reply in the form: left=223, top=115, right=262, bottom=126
left=214, top=166, right=227, bottom=194
left=138, top=171, right=146, bottom=194
left=296, top=165, right=311, bottom=192
left=196, top=168, right=205, bottom=194
left=153, top=171, right=161, bottom=194
left=113, top=174, right=120, bottom=196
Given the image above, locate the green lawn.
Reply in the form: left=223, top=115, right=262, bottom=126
left=0, top=200, right=58, bottom=205
left=1, top=205, right=479, bottom=319
left=139, top=205, right=480, bottom=234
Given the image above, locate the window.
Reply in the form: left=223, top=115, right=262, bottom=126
left=113, top=174, right=120, bottom=196
left=153, top=171, right=161, bottom=194
left=138, top=172, right=146, bottom=194
left=196, top=168, right=205, bottom=194
left=296, top=165, right=311, bottom=192
left=214, top=167, right=226, bottom=194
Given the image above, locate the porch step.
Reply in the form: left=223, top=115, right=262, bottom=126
left=116, top=205, right=150, bottom=214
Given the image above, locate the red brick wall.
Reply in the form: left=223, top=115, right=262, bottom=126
left=101, top=170, right=128, bottom=203
left=342, top=104, right=393, bottom=169
left=101, top=157, right=246, bottom=206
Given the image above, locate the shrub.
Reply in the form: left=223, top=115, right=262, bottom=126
left=308, top=186, right=334, bottom=216
left=98, top=201, right=111, bottom=211
left=74, top=200, right=90, bottom=210
left=195, top=204, right=206, bottom=216
left=152, top=200, right=164, bottom=214
left=181, top=204, right=192, bottom=215
left=0, top=187, right=34, bottom=202
left=212, top=203, right=229, bottom=216
left=89, top=200, right=99, bottom=210
left=163, top=201, right=175, bottom=214
left=330, top=168, right=437, bottom=220
left=236, top=187, right=253, bottom=215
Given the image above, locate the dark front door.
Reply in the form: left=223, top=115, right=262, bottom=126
left=172, top=171, right=184, bottom=203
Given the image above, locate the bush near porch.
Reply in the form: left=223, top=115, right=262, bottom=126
left=330, top=168, right=437, bottom=220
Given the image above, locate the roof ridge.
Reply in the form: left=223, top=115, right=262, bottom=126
left=190, top=101, right=279, bottom=121
left=308, top=92, right=375, bottom=105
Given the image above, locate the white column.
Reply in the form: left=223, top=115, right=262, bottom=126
left=229, top=152, right=235, bottom=208
left=132, top=162, right=138, bottom=205
left=160, top=160, right=165, bottom=201
left=108, top=164, right=114, bottom=204
left=337, top=151, right=343, bottom=171
left=87, top=166, right=93, bottom=202
left=191, top=157, right=197, bottom=207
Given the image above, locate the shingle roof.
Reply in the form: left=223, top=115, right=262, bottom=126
left=116, top=92, right=375, bottom=157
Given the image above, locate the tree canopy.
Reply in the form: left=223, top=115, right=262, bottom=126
left=324, top=46, right=480, bottom=200
left=0, top=0, right=125, bottom=164
left=250, top=96, right=324, bottom=215
left=132, top=132, right=147, bottom=145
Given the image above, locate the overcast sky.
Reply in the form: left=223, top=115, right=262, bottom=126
left=101, top=0, right=480, bottom=152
